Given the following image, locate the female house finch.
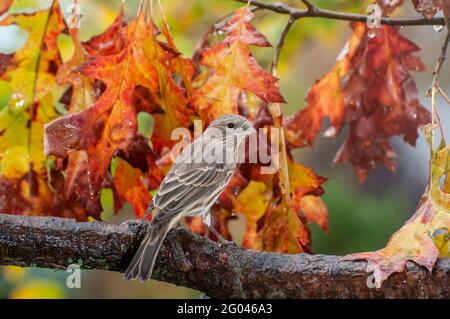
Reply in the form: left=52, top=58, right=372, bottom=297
left=124, top=114, right=256, bottom=281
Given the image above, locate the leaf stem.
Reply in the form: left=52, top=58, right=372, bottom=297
left=269, top=17, right=297, bottom=204
left=428, top=31, right=450, bottom=148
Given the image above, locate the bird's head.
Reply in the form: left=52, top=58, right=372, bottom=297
left=206, top=114, right=256, bottom=141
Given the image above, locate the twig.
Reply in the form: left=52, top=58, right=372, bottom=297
left=0, top=214, right=449, bottom=298
left=299, top=0, right=315, bottom=13
left=431, top=32, right=450, bottom=88
left=428, top=31, right=450, bottom=146
left=234, top=0, right=446, bottom=26
left=270, top=17, right=295, bottom=75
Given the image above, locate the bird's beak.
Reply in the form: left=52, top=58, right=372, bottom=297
left=245, top=123, right=257, bottom=136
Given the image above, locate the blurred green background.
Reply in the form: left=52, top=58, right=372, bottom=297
left=0, top=0, right=448, bottom=298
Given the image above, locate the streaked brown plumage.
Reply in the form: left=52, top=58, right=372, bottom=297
left=124, top=114, right=255, bottom=281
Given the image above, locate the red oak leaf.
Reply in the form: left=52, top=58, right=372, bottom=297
left=286, top=23, right=430, bottom=182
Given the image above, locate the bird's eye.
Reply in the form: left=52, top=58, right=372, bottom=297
left=227, top=123, right=235, bottom=129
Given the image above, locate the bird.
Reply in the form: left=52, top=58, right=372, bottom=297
left=124, top=114, right=256, bottom=281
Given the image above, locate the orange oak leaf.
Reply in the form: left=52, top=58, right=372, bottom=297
left=230, top=157, right=326, bottom=252
left=343, top=133, right=450, bottom=288
left=231, top=180, right=270, bottom=248
left=82, top=9, right=126, bottom=56
left=161, top=22, right=195, bottom=97
left=286, top=23, right=430, bottom=182
left=0, top=0, right=12, bottom=16
left=56, top=13, right=128, bottom=217
left=288, top=159, right=326, bottom=199
left=44, top=12, right=192, bottom=217
left=300, top=196, right=329, bottom=232
left=288, top=160, right=328, bottom=231
left=57, top=28, right=96, bottom=114
left=113, top=158, right=151, bottom=218
left=257, top=201, right=312, bottom=254
left=143, top=19, right=193, bottom=154
left=192, top=7, right=285, bottom=123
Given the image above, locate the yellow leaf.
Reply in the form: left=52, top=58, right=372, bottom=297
left=9, top=280, right=65, bottom=299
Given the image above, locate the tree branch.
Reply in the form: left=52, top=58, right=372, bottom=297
left=299, top=0, right=315, bottom=13
left=0, top=214, right=448, bottom=298
left=234, top=0, right=446, bottom=26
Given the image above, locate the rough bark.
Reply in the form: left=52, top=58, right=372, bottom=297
left=0, top=213, right=448, bottom=298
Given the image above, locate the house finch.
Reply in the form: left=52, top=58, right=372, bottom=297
left=124, top=114, right=256, bottom=281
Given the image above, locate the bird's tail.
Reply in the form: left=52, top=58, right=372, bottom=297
left=124, top=221, right=170, bottom=281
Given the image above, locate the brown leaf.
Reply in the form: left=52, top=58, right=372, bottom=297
left=376, top=0, right=404, bottom=14
left=412, top=0, right=439, bottom=19
left=286, top=23, right=430, bottom=182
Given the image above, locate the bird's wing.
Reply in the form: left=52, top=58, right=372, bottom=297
left=150, top=140, right=235, bottom=225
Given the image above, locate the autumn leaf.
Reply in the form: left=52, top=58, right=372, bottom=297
left=232, top=180, right=270, bottom=248
left=230, top=156, right=326, bottom=253
left=432, top=228, right=450, bottom=257
left=82, top=9, right=126, bottom=56
left=44, top=11, right=192, bottom=218
left=288, top=160, right=328, bottom=231
left=284, top=22, right=365, bottom=148
left=0, top=0, right=12, bottom=16
left=0, top=0, right=64, bottom=174
left=257, top=201, right=312, bottom=254
left=286, top=23, right=430, bottom=182
left=412, top=0, right=450, bottom=27
left=376, top=0, right=405, bottom=14
left=143, top=19, right=193, bottom=154
left=161, top=22, right=195, bottom=97
left=343, top=133, right=450, bottom=288
left=300, top=195, right=329, bottom=232
left=56, top=11, right=128, bottom=217
left=0, top=0, right=65, bottom=215
left=412, top=0, right=440, bottom=19
left=192, top=7, right=285, bottom=123
left=113, top=158, right=151, bottom=218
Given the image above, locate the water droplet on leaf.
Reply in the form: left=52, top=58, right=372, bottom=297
left=367, top=29, right=377, bottom=39
left=10, top=92, right=26, bottom=113
left=433, top=24, right=444, bottom=32
left=323, top=126, right=336, bottom=137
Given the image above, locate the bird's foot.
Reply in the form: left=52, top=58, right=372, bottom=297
left=207, top=225, right=235, bottom=245
left=217, top=237, right=235, bottom=245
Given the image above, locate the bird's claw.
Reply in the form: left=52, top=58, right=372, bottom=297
left=207, top=225, right=235, bottom=245
left=217, top=237, right=235, bottom=246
